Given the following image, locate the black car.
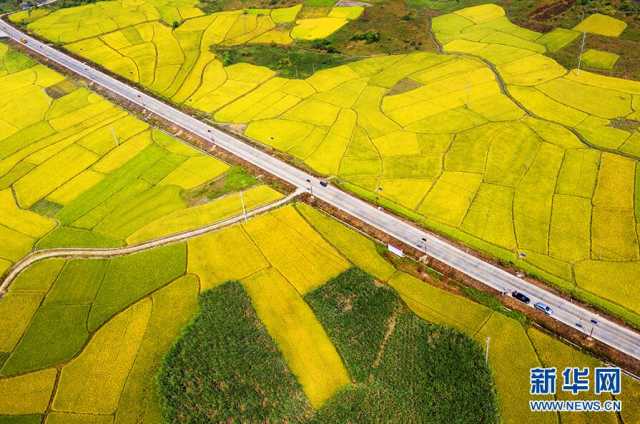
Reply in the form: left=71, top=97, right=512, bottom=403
left=511, top=290, right=530, bottom=304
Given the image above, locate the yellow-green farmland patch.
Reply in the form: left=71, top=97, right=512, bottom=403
left=187, top=225, right=270, bottom=290
left=537, top=28, right=579, bottom=52
left=241, top=206, right=350, bottom=294
left=127, top=185, right=283, bottom=243
left=581, top=49, right=620, bottom=70
left=574, top=13, right=627, bottom=37
left=53, top=300, right=152, bottom=414
left=0, top=203, right=638, bottom=422
left=0, top=45, right=283, bottom=277
left=296, top=203, right=395, bottom=281
left=18, top=1, right=360, bottom=109
left=12, top=0, right=640, bottom=334
left=0, top=368, right=57, bottom=415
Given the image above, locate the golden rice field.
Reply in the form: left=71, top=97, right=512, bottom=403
left=0, top=44, right=283, bottom=277
left=10, top=0, right=362, bottom=100
left=1, top=203, right=638, bottom=423
left=17, top=2, right=640, bottom=323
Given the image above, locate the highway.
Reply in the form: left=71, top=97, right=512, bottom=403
left=2, top=19, right=639, bottom=361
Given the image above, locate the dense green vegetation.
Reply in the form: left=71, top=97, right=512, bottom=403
left=197, top=0, right=297, bottom=14
left=0, top=0, right=21, bottom=13
left=158, top=282, right=312, bottom=423
left=306, top=269, right=499, bottom=423
left=158, top=269, right=498, bottom=423
left=211, top=44, right=352, bottom=79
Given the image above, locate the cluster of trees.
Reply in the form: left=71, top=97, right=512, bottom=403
left=576, top=0, right=639, bottom=17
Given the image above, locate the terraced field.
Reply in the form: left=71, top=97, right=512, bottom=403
left=1, top=203, right=638, bottom=423
left=9, top=0, right=362, bottom=103
left=0, top=44, right=284, bottom=278
left=14, top=1, right=640, bottom=325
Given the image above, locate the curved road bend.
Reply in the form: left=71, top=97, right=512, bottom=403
left=2, top=20, right=639, bottom=361
left=0, top=190, right=300, bottom=294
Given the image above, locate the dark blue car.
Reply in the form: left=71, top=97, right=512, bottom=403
left=511, top=291, right=530, bottom=304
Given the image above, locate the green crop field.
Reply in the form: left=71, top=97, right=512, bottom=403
left=0, top=203, right=638, bottom=423
left=0, top=44, right=285, bottom=278
left=15, top=1, right=640, bottom=324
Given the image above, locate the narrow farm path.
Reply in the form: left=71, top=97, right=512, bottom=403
left=0, top=189, right=302, bottom=295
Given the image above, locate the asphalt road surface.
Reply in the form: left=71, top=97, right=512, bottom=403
left=2, top=20, right=639, bottom=361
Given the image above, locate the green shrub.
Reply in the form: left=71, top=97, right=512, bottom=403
left=211, top=44, right=349, bottom=78
left=351, top=31, right=381, bottom=43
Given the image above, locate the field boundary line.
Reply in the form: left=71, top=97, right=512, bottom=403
left=0, top=189, right=301, bottom=295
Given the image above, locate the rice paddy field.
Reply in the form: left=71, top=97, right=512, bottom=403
left=0, top=44, right=285, bottom=278
left=0, top=202, right=637, bottom=423
left=13, top=1, right=640, bottom=325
